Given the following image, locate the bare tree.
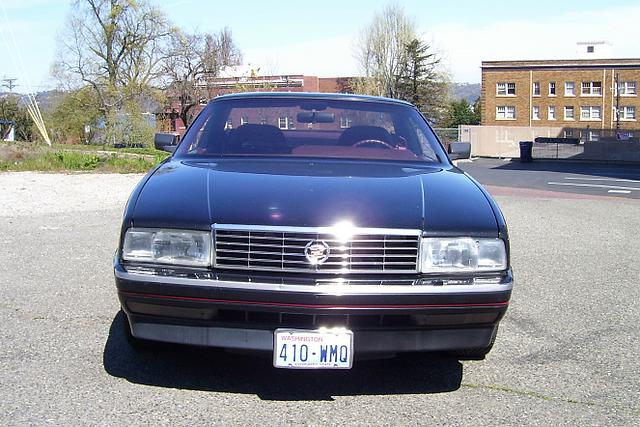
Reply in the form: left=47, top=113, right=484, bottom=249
left=53, top=0, right=172, bottom=138
left=162, top=27, right=242, bottom=128
left=353, top=4, right=416, bottom=98
left=353, top=4, right=451, bottom=125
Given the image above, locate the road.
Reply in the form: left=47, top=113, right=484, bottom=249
left=459, top=158, right=640, bottom=200
left=0, top=172, right=638, bottom=425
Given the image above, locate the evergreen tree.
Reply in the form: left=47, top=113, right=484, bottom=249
left=395, top=39, right=449, bottom=125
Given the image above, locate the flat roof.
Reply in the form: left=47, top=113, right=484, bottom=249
left=482, top=58, right=640, bottom=70
left=213, top=91, right=413, bottom=106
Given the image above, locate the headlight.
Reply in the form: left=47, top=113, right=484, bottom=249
left=420, top=238, right=506, bottom=273
left=122, top=228, right=212, bottom=267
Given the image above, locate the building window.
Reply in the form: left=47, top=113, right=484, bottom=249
left=339, top=115, right=353, bottom=129
left=548, top=106, right=556, bottom=120
left=581, top=81, right=602, bottom=96
left=497, top=82, right=516, bottom=96
left=496, top=106, right=516, bottom=120
left=549, top=82, right=556, bottom=96
left=278, top=117, right=296, bottom=130
left=564, top=106, right=575, bottom=120
left=532, top=82, right=540, bottom=96
left=617, top=81, right=637, bottom=96
left=240, top=116, right=249, bottom=126
left=224, top=119, right=233, bottom=130
left=617, top=106, right=637, bottom=120
left=532, top=106, right=541, bottom=120
left=564, top=129, right=573, bottom=138
left=565, top=82, right=575, bottom=96
left=580, top=106, right=602, bottom=120
left=588, top=131, right=599, bottom=142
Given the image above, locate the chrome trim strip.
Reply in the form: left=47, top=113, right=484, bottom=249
left=207, top=266, right=420, bottom=274
left=115, top=268, right=513, bottom=295
left=212, top=223, right=422, bottom=236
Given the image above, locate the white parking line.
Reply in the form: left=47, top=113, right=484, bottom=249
left=608, top=190, right=632, bottom=194
left=547, top=182, right=640, bottom=191
left=564, top=177, right=640, bottom=184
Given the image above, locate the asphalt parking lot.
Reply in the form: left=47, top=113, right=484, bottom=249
left=0, top=171, right=638, bottom=425
left=459, top=158, right=640, bottom=200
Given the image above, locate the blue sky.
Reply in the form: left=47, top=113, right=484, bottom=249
left=1, top=0, right=638, bottom=92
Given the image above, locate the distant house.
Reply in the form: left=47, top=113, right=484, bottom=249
left=1, top=119, right=15, bottom=141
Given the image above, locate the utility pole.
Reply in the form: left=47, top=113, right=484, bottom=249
left=614, top=73, right=620, bottom=133
left=1, top=77, right=18, bottom=93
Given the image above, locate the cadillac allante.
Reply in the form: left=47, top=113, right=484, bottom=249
left=114, top=92, right=512, bottom=369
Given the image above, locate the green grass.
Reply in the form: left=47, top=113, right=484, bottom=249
left=0, top=142, right=170, bottom=173
left=51, top=143, right=167, bottom=156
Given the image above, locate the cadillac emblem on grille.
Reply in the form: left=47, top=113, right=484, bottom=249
left=304, top=240, right=331, bottom=265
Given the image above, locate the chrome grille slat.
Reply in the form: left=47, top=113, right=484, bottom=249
left=213, top=225, right=420, bottom=274
left=215, top=234, right=416, bottom=243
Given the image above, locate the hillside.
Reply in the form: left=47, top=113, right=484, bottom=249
left=452, top=83, right=481, bottom=103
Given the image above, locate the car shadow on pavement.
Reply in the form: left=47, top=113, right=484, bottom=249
left=489, top=159, right=640, bottom=179
left=103, top=311, right=463, bottom=401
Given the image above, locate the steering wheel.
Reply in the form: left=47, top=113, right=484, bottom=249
left=352, top=139, right=394, bottom=149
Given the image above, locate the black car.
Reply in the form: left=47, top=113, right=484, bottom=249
left=115, top=92, right=512, bottom=369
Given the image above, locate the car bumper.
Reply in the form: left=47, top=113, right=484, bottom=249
left=115, top=262, right=512, bottom=353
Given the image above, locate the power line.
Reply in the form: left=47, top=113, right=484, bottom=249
left=0, top=2, right=50, bottom=145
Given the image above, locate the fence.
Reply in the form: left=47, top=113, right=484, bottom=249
left=433, top=128, right=460, bottom=144
left=458, top=125, right=640, bottom=162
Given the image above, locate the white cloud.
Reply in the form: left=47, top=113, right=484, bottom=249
left=426, top=4, right=640, bottom=82
left=243, top=34, right=359, bottom=77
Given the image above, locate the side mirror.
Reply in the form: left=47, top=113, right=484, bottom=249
left=154, top=132, right=180, bottom=153
left=448, top=142, right=471, bottom=160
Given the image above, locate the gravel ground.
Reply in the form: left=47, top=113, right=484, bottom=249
left=0, top=172, right=144, bottom=216
left=0, top=172, right=638, bottom=426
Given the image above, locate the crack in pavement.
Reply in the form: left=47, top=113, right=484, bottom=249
left=461, top=382, right=639, bottom=417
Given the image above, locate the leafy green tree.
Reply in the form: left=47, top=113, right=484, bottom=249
left=0, top=96, right=34, bottom=141
left=53, top=0, right=172, bottom=143
left=444, top=98, right=481, bottom=128
left=48, top=88, right=102, bottom=144
left=472, top=96, right=481, bottom=124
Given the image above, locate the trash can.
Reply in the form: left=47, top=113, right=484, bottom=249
left=519, top=141, right=533, bottom=163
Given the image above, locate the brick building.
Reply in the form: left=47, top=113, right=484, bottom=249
left=481, top=58, right=640, bottom=135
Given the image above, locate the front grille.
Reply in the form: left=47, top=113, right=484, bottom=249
left=213, top=225, right=420, bottom=274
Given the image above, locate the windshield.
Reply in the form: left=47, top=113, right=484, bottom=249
left=174, top=97, right=445, bottom=163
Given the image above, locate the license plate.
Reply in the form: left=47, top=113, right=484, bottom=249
left=273, top=328, right=354, bottom=369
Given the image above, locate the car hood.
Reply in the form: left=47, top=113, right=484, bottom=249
left=131, top=159, right=498, bottom=235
